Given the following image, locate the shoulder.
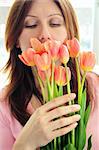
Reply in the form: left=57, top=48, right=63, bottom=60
left=86, top=72, right=99, bottom=90
left=0, top=86, right=8, bottom=101
left=86, top=72, right=99, bottom=111
left=0, top=87, right=12, bottom=124
left=0, top=87, right=23, bottom=139
left=86, top=72, right=99, bottom=149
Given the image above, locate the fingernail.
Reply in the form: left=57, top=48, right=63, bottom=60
left=70, top=93, right=76, bottom=98
left=75, top=104, right=81, bottom=110
left=76, top=115, right=81, bottom=120
left=74, top=122, right=78, bottom=127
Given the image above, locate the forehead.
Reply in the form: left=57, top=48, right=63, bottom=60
left=27, top=0, right=62, bottom=17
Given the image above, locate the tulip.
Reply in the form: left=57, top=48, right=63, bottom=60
left=59, top=44, right=69, bottom=64
left=65, top=38, right=80, bottom=58
left=38, top=68, right=51, bottom=81
left=44, top=40, right=61, bottom=61
left=18, top=48, right=35, bottom=66
left=30, top=38, right=44, bottom=52
left=54, top=66, right=71, bottom=86
left=33, top=52, right=51, bottom=71
left=80, top=51, right=96, bottom=72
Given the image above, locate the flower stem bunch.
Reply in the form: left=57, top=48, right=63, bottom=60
left=19, top=37, right=96, bottom=150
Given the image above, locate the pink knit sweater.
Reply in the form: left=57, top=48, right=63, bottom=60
left=0, top=73, right=99, bottom=150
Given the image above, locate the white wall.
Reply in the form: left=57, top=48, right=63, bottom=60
left=92, top=0, right=99, bottom=65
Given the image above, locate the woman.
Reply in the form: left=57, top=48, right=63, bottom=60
left=0, top=0, right=98, bottom=150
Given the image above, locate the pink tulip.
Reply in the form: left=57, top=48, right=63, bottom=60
left=54, top=66, right=71, bottom=86
left=65, top=38, right=80, bottom=58
left=44, top=40, right=61, bottom=61
left=18, top=48, right=35, bottom=66
left=59, top=44, right=69, bottom=64
left=80, top=51, right=96, bottom=72
left=33, top=51, right=51, bottom=71
left=38, top=68, right=51, bottom=81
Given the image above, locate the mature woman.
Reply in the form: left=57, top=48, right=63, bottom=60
left=0, top=0, right=99, bottom=150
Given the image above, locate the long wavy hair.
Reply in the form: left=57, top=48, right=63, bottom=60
left=4, top=0, right=84, bottom=126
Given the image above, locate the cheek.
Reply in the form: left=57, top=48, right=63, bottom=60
left=51, top=27, right=67, bottom=43
left=18, top=33, right=31, bottom=51
left=18, top=29, right=40, bottom=51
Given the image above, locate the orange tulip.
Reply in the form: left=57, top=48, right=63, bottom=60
left=33, top=51, right=51, bottom=71
left=30, top=38, right=44, bottom=52
left=59, top=44, right=69, bottom=64
left=65, top=38, right=80, bottom=58
left=18, top=48, right=35, bottom=66
left=54, top=66, right=71, bottom=86
left=80, top=51, right=96, bottom=72
left=44, top=40, right=61, bottom=61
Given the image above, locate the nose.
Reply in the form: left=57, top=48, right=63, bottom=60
left=38, top=24, right=52, bottom=43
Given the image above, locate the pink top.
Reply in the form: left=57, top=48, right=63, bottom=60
left=0, top=73, right=99, bottom=150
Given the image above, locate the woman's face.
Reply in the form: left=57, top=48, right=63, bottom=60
left=18, top=0, right=67, bottom=51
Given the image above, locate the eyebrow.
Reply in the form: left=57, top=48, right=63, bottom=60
left=26, top=13, right=63, bottom=18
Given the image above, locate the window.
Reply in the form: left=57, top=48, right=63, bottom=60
left=72, top=0, right=99, bottom=66
left=71, top=0, right=95, bottom=50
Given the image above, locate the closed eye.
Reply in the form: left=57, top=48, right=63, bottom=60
left=24, top=24, right=38, bottom=29
left=50, top=23, right=61, bottom=27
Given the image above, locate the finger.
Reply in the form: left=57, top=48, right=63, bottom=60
left=52, top=122, right=78, bottom=139
left=42, top=93, right=76, bottom=112
left=45, top=104, right=80, bottom=121
left=49, top=114, right=80, bottom=131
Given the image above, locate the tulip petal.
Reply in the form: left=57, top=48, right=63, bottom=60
left=33, top=52, right=51, bottom=71
left=18, top=55, right=30, bottom=66
left=59, top=44, right=69, bottom=64
left=30, top=38, right=44, bottom=52
left=66, top=38, right=80, bottom=58
left=80, top=51, right=96, bottom=72
left=21, top=48, right=35, bottom=66
left=44, top=40, right=61, bottom=60
left=54, top=66, right=71, bottom=86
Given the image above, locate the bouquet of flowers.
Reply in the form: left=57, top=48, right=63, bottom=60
left=19, top=37, right=96, bottom=150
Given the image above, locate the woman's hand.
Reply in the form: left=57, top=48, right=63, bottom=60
left=13, top=93, right=80, bottom=150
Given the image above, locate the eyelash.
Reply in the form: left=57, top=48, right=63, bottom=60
left=24, top=23, right=61, bottom=29
left=24, top=24, right=38, bottom=28
left=50, top=23, right=61, bottom=27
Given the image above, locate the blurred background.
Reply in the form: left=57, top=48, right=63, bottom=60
left=0, top=0, right=99, bottom=89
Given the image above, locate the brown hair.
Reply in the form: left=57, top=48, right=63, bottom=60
left=4, top=0, right=81, bottom=126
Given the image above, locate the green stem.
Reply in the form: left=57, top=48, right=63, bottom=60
left=80, top=71, right=86, bottom=94
left=78, top=71, right=86, bottom=106
left=45, top=71, right=52, bottom=100
left=51, top=59, right=55, bottom=98
left=65, top=64, right=71, bottom=96
left=33, top=67, right=45, bottom=103
left=65, top=64, right=75, bottom=146
left=59, top=86, right=63, bottom=96
left=54, top=138, right=57, bottom=150
left=75, top=57, right=81, bottom=92
left=37, top=75, right=46, bottom=103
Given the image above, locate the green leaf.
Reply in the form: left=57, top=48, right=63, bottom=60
left=87, top=135, right=92, bottom=150
left=78, top=120, right=86, bottom=150
left=84, top=104, right=91, bottom=127
left=65, top=143, right=76, bottom=150
left=75, top=125, right=79, bottom=148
